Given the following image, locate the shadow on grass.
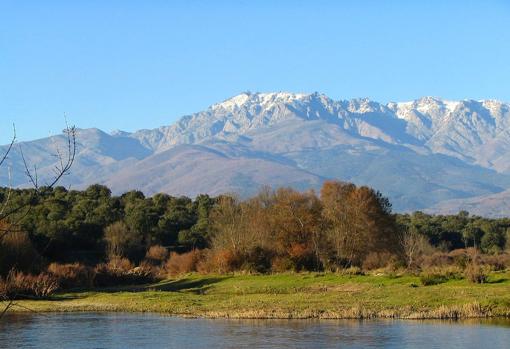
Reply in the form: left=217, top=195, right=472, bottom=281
left=10, top=293, right=89, bottom=302
left=44, top=294, right=87, bottom=301
left=81, top=276, right=230, bottom=294
left=147, top=277, right=228, bottom=294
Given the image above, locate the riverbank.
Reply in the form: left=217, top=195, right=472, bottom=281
left=10, top=272, right=510, bottom=319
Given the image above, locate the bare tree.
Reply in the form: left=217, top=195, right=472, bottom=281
left=209, top=195, right=250, bottom=254
left=399, top=229, right=431, bottom=269
left=0, top=121, right=76, bottom=318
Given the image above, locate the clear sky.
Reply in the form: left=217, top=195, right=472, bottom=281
left=1, top=0, right=509, bottom=143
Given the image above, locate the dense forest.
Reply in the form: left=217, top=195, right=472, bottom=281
left=1, top=181, right=510, bottom=297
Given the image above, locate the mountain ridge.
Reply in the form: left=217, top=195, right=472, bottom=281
left=2, top=92, right=510, bottom=216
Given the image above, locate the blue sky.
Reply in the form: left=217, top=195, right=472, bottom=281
left=1, top=0, right=509, bottom=143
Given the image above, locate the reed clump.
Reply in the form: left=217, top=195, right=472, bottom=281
left=0, top=270, right=58, bottom=298
left=47, top=263, right=95, bottom=289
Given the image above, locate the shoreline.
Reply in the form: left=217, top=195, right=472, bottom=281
left=8, top=303, right=510, bottom=320
left=9, top=272, right=510, bottom=320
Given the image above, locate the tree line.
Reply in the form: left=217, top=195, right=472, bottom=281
left=1, top=181, right=509, bottom=277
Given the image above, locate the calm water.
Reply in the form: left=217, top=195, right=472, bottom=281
left=0, top=313, right=509, bottom=349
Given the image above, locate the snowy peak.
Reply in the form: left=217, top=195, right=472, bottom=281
left=128, top=92, right=510, bottom=164
left=210, top=91, right=310, bottom=112
left=392, top=97, right=460, bottom=119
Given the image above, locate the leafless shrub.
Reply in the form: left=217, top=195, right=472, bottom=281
left=1, top=270, right=58, bottom=298
left=145, top=245, right=168, bottom=265
left=165, top=250, right=203, bottom=276
left=47, top=263, right=95, bottom=289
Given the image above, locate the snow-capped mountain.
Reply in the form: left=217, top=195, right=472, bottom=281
left=2, top=92, right=510, bottom=216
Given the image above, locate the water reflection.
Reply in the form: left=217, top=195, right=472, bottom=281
left=0, top=313, right=509, bottom=348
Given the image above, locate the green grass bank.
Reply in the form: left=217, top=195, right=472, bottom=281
left=11, top=272, right=510, bottom=319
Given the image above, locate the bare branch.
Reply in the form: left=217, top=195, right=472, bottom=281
left=0, top=124, right=16, bottom=169
left=46, top=121, right=76, bottom=188
left=20, top=146, right=38, bottom=189
left=0, top=301, right=13, bottom=319
left=0, top=167, right=13, bottom=216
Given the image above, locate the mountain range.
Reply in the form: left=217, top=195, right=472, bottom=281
left=2, top=92, right=510, bottom=216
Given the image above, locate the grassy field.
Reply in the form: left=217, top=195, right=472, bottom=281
left=11, top=271, right=510, bottom=319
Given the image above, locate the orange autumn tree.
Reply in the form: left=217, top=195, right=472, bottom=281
left=321, top=180, right=400, bottom=267
left=267, top=188, right=323, bottom=270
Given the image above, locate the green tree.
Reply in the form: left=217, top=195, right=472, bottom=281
left=480, top=223, right=505, bottom=253
left=462, top=223, right=483, bottom=248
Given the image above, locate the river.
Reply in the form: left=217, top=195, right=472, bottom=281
left=0, top=313, right=509, bottom=348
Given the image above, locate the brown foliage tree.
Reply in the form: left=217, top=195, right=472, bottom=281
left=267, top=188, right=323, bottom=270
left=321, top=180, right=399, bottom=267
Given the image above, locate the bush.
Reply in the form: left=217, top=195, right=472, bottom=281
left=465, top=263, right=489, bottom=284
left=214, top=249, right=243, bottom=274
left=240, top=246, right=273, bottom=273
left=448, top=249, right=470, bottom=269
left=269, top=244, right=317, bottom=273
left=165, top=250, right=203, bottom=276
left=107, top=256, right=134, bottom=272
left=0, top=230, right=41, bottom=276
left=480, top=253, right=510, bottom=271
left=94, top=257, right=154, bottom=287
left=362, top=252, right=397, bottom=271
left=340, top=266, right=364, bottom=276
left=129, top=261, right=158, bottom=280
left=47, top=263, right=95, bottom=289
left=422, top=252, right=451, bottom=268
left=419, top=263, right=467, bottom=286
left=145, top=245, right=169, bottom=265
left=288, top=243, right=316, bottom=271
left=420, top=273, right=448, bottom=286
left=0, top=270, right=59, bottom=298
left=271, top=256, right=296, bottom=273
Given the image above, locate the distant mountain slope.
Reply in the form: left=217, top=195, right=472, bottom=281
left=426, top=189, right=510, bottom=217
left=2, top=92, right=510, bottom=215
left=102, top=142, right=325, bottom=198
